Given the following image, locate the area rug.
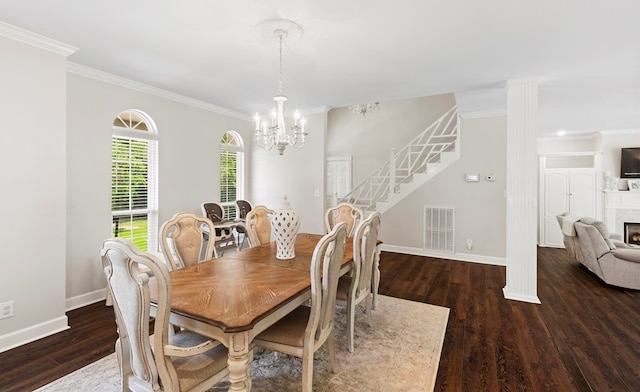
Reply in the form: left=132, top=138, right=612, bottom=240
left=36, top=295, right=449, bottom=392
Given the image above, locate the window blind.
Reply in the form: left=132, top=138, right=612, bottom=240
left=112, top=136, right=158, bottom=251
left=220, top=149, right=237, bottom=219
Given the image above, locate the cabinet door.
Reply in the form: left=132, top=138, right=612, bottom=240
left=544, top=172, right=570, bottom=217
left=570, top=172, right=596, bottom=216
left=543, top=172, right=570, bottom=247
left=541, top=170, right=596, bottom=247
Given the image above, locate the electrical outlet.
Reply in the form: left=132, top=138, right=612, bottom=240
left=466, top=239, right=473, bottom=250
left=0, top=300, right=14, bottom=320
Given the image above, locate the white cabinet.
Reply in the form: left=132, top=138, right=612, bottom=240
left=539, top=154, right=599, bottom=247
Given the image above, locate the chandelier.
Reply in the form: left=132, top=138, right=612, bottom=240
left=350, top=102, right=380, bottom=116
left=254, top=19, right=307, bottom=156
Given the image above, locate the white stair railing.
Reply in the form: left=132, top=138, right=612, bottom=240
left=340, top=105, right=459, bottom=211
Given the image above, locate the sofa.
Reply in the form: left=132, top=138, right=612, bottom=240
left=557, top=213, right=640, bottom=290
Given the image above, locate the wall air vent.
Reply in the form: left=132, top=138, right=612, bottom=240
left=424, top=206, right=455, bottom=253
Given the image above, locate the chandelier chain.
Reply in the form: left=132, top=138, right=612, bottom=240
left=278, top=33, right=283, bottom=94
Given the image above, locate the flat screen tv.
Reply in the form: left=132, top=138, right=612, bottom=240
left=621, top=147, right=640, bottom=178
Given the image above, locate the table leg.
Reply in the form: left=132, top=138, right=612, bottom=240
left=228, top=331, right=252, bottom=391
left=372, top=245, right=381, bottom=310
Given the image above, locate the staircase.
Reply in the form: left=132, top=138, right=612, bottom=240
left=339, top=105, right=459, bottom=214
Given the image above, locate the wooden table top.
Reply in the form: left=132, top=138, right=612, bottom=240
left=151, top=233, right=353, bottom=333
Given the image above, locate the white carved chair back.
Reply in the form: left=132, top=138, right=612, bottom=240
left=336, top=211, right=382, bottom=352
left=160, top=212, right=215, bottom=270
left=355, top=212, right=381, bottom=300
left=100, top=238, right=228, bottom=391
left=253, top=222, right=348, bottom=391
left=245, top=205, right=274, bottom=247
left=324, top=203, right=364, bottom=237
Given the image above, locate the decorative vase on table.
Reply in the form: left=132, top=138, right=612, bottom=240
left=271, top=195, right=300, bottom=260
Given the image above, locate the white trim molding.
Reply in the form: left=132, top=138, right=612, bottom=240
left=65, top=289, right=107, bottom=311
left=67, top=62, right=250, bottom=120
left=380, top=244, right=506, bottom=266
left=0, top=21, right=77, bottom=56
left=0, top=316, right=69, bottom=354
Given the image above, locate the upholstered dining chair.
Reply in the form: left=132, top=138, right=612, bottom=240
left=201, top=202, right=236, bottom=257
left=253, top=222, right=348, bottom=392
left=245, top=205, right=274, bottom=247
left=100, top=238, right=229, bottom=392
left=160, top=212, right=215, bottom=270
left=324, top=203, right=364, bottom=237
left=336, top=211, right=382, bottom=352
left=234, top=200, right=252, bottom=250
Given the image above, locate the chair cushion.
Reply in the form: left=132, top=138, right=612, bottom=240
left=336, top=275, right=352, bottom=302
left=168, top=331, right=228, bottom=391
left=255, top=306, right=310, bottom=348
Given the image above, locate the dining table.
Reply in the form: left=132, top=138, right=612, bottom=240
left=149, top=233, right=381, bottom=392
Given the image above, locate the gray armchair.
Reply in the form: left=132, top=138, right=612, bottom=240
left=557, top=213, right=640, bottom=290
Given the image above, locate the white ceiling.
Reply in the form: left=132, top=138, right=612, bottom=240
left=1, top=0, right=638, bottom=138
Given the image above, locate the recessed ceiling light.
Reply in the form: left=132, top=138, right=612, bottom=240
left=557, top=129, right=566, bottom=136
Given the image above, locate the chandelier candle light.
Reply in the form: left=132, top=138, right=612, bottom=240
left=254, top=18, right=307, bottom=156
left=350, top=102, right=380, bottom=116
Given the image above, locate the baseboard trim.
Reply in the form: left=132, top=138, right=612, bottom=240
left=503, top=287, right=541, bottom=304
left=380, top=244, right=506, bottom=266
left=0, top=316, right=69, bottom=354
left=65, top=289, right=107, bottom=311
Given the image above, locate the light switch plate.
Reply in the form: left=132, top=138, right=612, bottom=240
left=465, top=173, right=479, bottom=182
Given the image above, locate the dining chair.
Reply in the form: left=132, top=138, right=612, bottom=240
left=160, top=212, right=215, bottom=270
left=100, top=238, right=229, bottom=392
left=245, top=205, right=274, bottom=247
left=324, top=203, right=364, bottom=237
left=201, top=202, right=236, bottom=257
left=235, top=199, right=253, bottom=250
left=253, top=222, right=348, bottom=392
left=336, top=211, right=382, bottom=352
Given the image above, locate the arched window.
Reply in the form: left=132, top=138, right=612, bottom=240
left=111, top=110, right=158, bottom=251
left=220, top=131, right=244, bottom=218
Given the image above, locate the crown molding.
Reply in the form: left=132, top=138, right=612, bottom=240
left=67, top=62, right=250, bottom=121
left=300, top=106, right=332, bottom=115
left=0, top=22, right=77, bottom=56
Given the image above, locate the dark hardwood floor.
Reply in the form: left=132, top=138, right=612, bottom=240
left=1, top=247, right=639, bottom=391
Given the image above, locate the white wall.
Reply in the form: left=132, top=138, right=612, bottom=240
left=327, top=95, right=507, bottom=263
left=381, top=116, right=507, bottom=260
left=328, top=95, right=457, bottom=181
left=596, top=131, right=640, bottom=190
left=0, top=36, right=69, bottom=350
left=66, top=72, right=251, bottom=306
left=249, top=111, right=328, bottom=234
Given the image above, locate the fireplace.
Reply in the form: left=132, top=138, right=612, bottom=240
left=624, top=222, right=640, bottom=245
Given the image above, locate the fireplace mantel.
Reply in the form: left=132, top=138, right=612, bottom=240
left=603, top=190, right=640, bottom=238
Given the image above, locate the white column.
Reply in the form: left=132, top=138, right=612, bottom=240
left=504, top=78, right=541, bottom=304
